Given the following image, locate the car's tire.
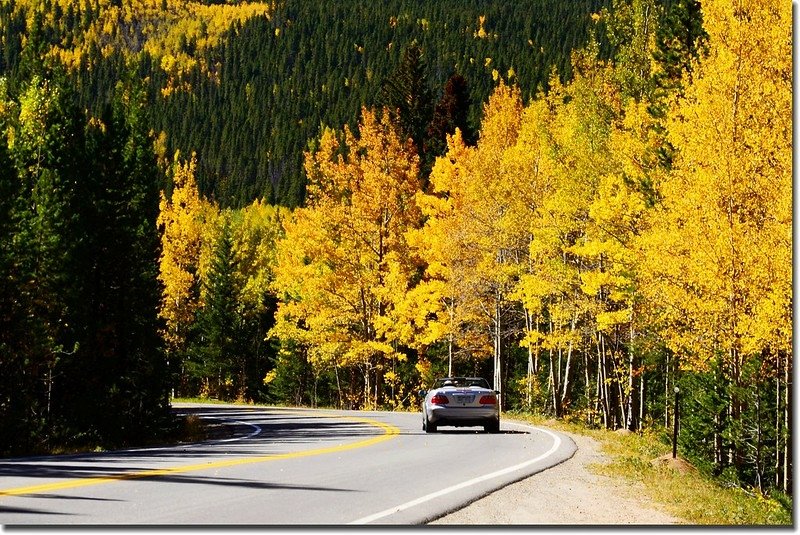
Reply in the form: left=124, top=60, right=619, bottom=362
left=484, top=419, right=500, bottom=433
left=425, top=416, right=437, bottom=433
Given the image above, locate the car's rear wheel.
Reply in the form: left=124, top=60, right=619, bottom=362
left=484, top=419, right=500, bottom=433
left=424, top=414, right=437, bottom=433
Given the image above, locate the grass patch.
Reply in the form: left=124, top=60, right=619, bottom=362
left=177, top=414, right=207, bottom=443
left=506, top=412, right=792, bottom=526
left=171, top=396, right=241, bottom=405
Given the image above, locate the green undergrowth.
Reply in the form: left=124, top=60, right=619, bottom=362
left=507, top=412, right=792, bottom=526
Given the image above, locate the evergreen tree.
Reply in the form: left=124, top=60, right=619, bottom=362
left=0, top=78, right=31, bottom=453
left=193, top=214, right=244, bottom=399
left=2, top=72, right=87, bottom=451
left=653, top=0, right=707, bottom=93
left=77, top=80, right=168, bottom=443
left=424, top=73, right=474, bottom=178
left=0, top=69, right=169, bottom=452
left=379, top=43, right=434, bottom=160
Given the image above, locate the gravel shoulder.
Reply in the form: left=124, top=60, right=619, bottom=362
left=430, top=431, right=681, bottom=525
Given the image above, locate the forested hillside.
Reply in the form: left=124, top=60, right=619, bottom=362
left=0, top=0, right=608, bottom=206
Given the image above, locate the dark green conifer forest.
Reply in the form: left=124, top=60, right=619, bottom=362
left=1, top=0, right=610, bottom=207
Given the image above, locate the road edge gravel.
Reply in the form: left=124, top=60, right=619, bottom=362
left=430, top=427, right=681, bottom=525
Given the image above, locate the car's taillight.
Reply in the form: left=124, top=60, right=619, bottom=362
left=479, top=395, right=497, bottom=405
left=431, top=394, right=449, bottom=405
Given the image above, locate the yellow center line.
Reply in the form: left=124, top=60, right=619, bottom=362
left=0, top=412, right=400, bottom=498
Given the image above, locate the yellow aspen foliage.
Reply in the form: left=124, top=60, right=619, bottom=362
left=232, top=200, right=287, bottom=316
left=639, top=0, right=791, bottom=370
left=407, top=130, right=490, bottom=368
left=412, top=82, right=530, bottom=386
left=271, top=108, right=421, bottom=404
left=14, top=0, right=273, bottom=89
left=157, top=153, right=210, bottom=353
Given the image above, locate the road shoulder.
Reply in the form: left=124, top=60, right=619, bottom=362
left=430, top=431, right=680, bottom=525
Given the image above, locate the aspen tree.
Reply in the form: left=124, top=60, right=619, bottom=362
left=271, top=109, right=420, bottom=408
left=157, top=154, right=209, bottom=394
left=640, top=0, right=791, bottom=489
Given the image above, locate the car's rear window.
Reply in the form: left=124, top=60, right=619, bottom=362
left=433, top=377, right=490, bottom=389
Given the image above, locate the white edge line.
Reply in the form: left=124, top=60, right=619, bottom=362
left=130, top=415, right=262, bottom=453
left=348, top=421, right=563, bottom=525
left=200, top=416, right=262, bottom=443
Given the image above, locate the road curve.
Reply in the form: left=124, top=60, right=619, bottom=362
left=0, top=404, right=576, bottom=525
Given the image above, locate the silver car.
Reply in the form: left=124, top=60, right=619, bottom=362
left=419, top=377, right=500, bottom=433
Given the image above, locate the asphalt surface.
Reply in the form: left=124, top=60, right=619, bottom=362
left=0, top=404, right=576, bottom=525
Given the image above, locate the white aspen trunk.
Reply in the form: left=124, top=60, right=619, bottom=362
left=610, top=346, right=626, bottom=428
left=560, top=312, right=578, bottom=409
left=665, top=353, right=670, bottom=428
left=626, top=351, right=635, bottom=430
left=364, top=362, right=370, bottom=410
left=548, top=318, right=559, bottom=416
left=775, top=363, right=781, bottom=490
left=334, top=357, right=342, bottom=409
left=597, top=333, right=610, bottom=428
left=627, top=315, right=636, bottom=431
left=560, top=341, right=573, bottom=410
left=584, top=347, right=592, bottom=426
left=494, top=294, right=502, bottom=412
left=527, top=345, right=534, bottom=409
left=448, top=333, right=453, bottom=377
left=601, top=350, right=610, bottom=428
left=448, top=303, right=455, bottom=377
left=524, top=308, right=534, bottom=408
left=595, top=333, right=605, bottom=427
left=547, top=361, right=555, bottom=414
left=784, top=350, right=791, bottom=493
left=639, top=363, right=645, bottom=432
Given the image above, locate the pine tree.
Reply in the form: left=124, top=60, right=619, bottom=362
left=194, top=213, right=243, bottom=399
left=379, top=43, right=434, bottom=159
left=7, top=74, right=88, bottom=449
left=423, top=73, right=473, bottom=178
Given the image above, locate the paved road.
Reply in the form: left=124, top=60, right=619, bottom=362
left=0, top=404, right=576, bottom=525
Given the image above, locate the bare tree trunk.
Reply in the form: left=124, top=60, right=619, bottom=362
left=610, top=345, right=626, bottom=429
left=448, top=332, right=453, bottom=377
left=584, top=340, right=592, bottom=426
left=784, top=349, right=792, bottom=495
left=493, top=295, right=502, bottom=411
left=626, top=349, right=636, bottom=431
left=626, top=318, right=637, bottom=431
left=364, top=362, right=370, bottom=410
left=524, top=308, right=535, bottom=409
left=560, top=341, right=573, bottom=412
left=334, top=358, right=342, bottom=409
left=527, top=345, right=534, bottom=410
left=775, top=359, right=782, bottom=490
left=665, top=353, right=671, bottom=428
left=755, top=391, right=764, bottom=495
left=549, top=319, right=560, bottom=417
left=595, top=352, right=604, bottom=426
left=448, top=304, right=454, bottom=377
left=559, top=312, right=578, bottom=410
left=597, top=332, right=610, bottom=428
